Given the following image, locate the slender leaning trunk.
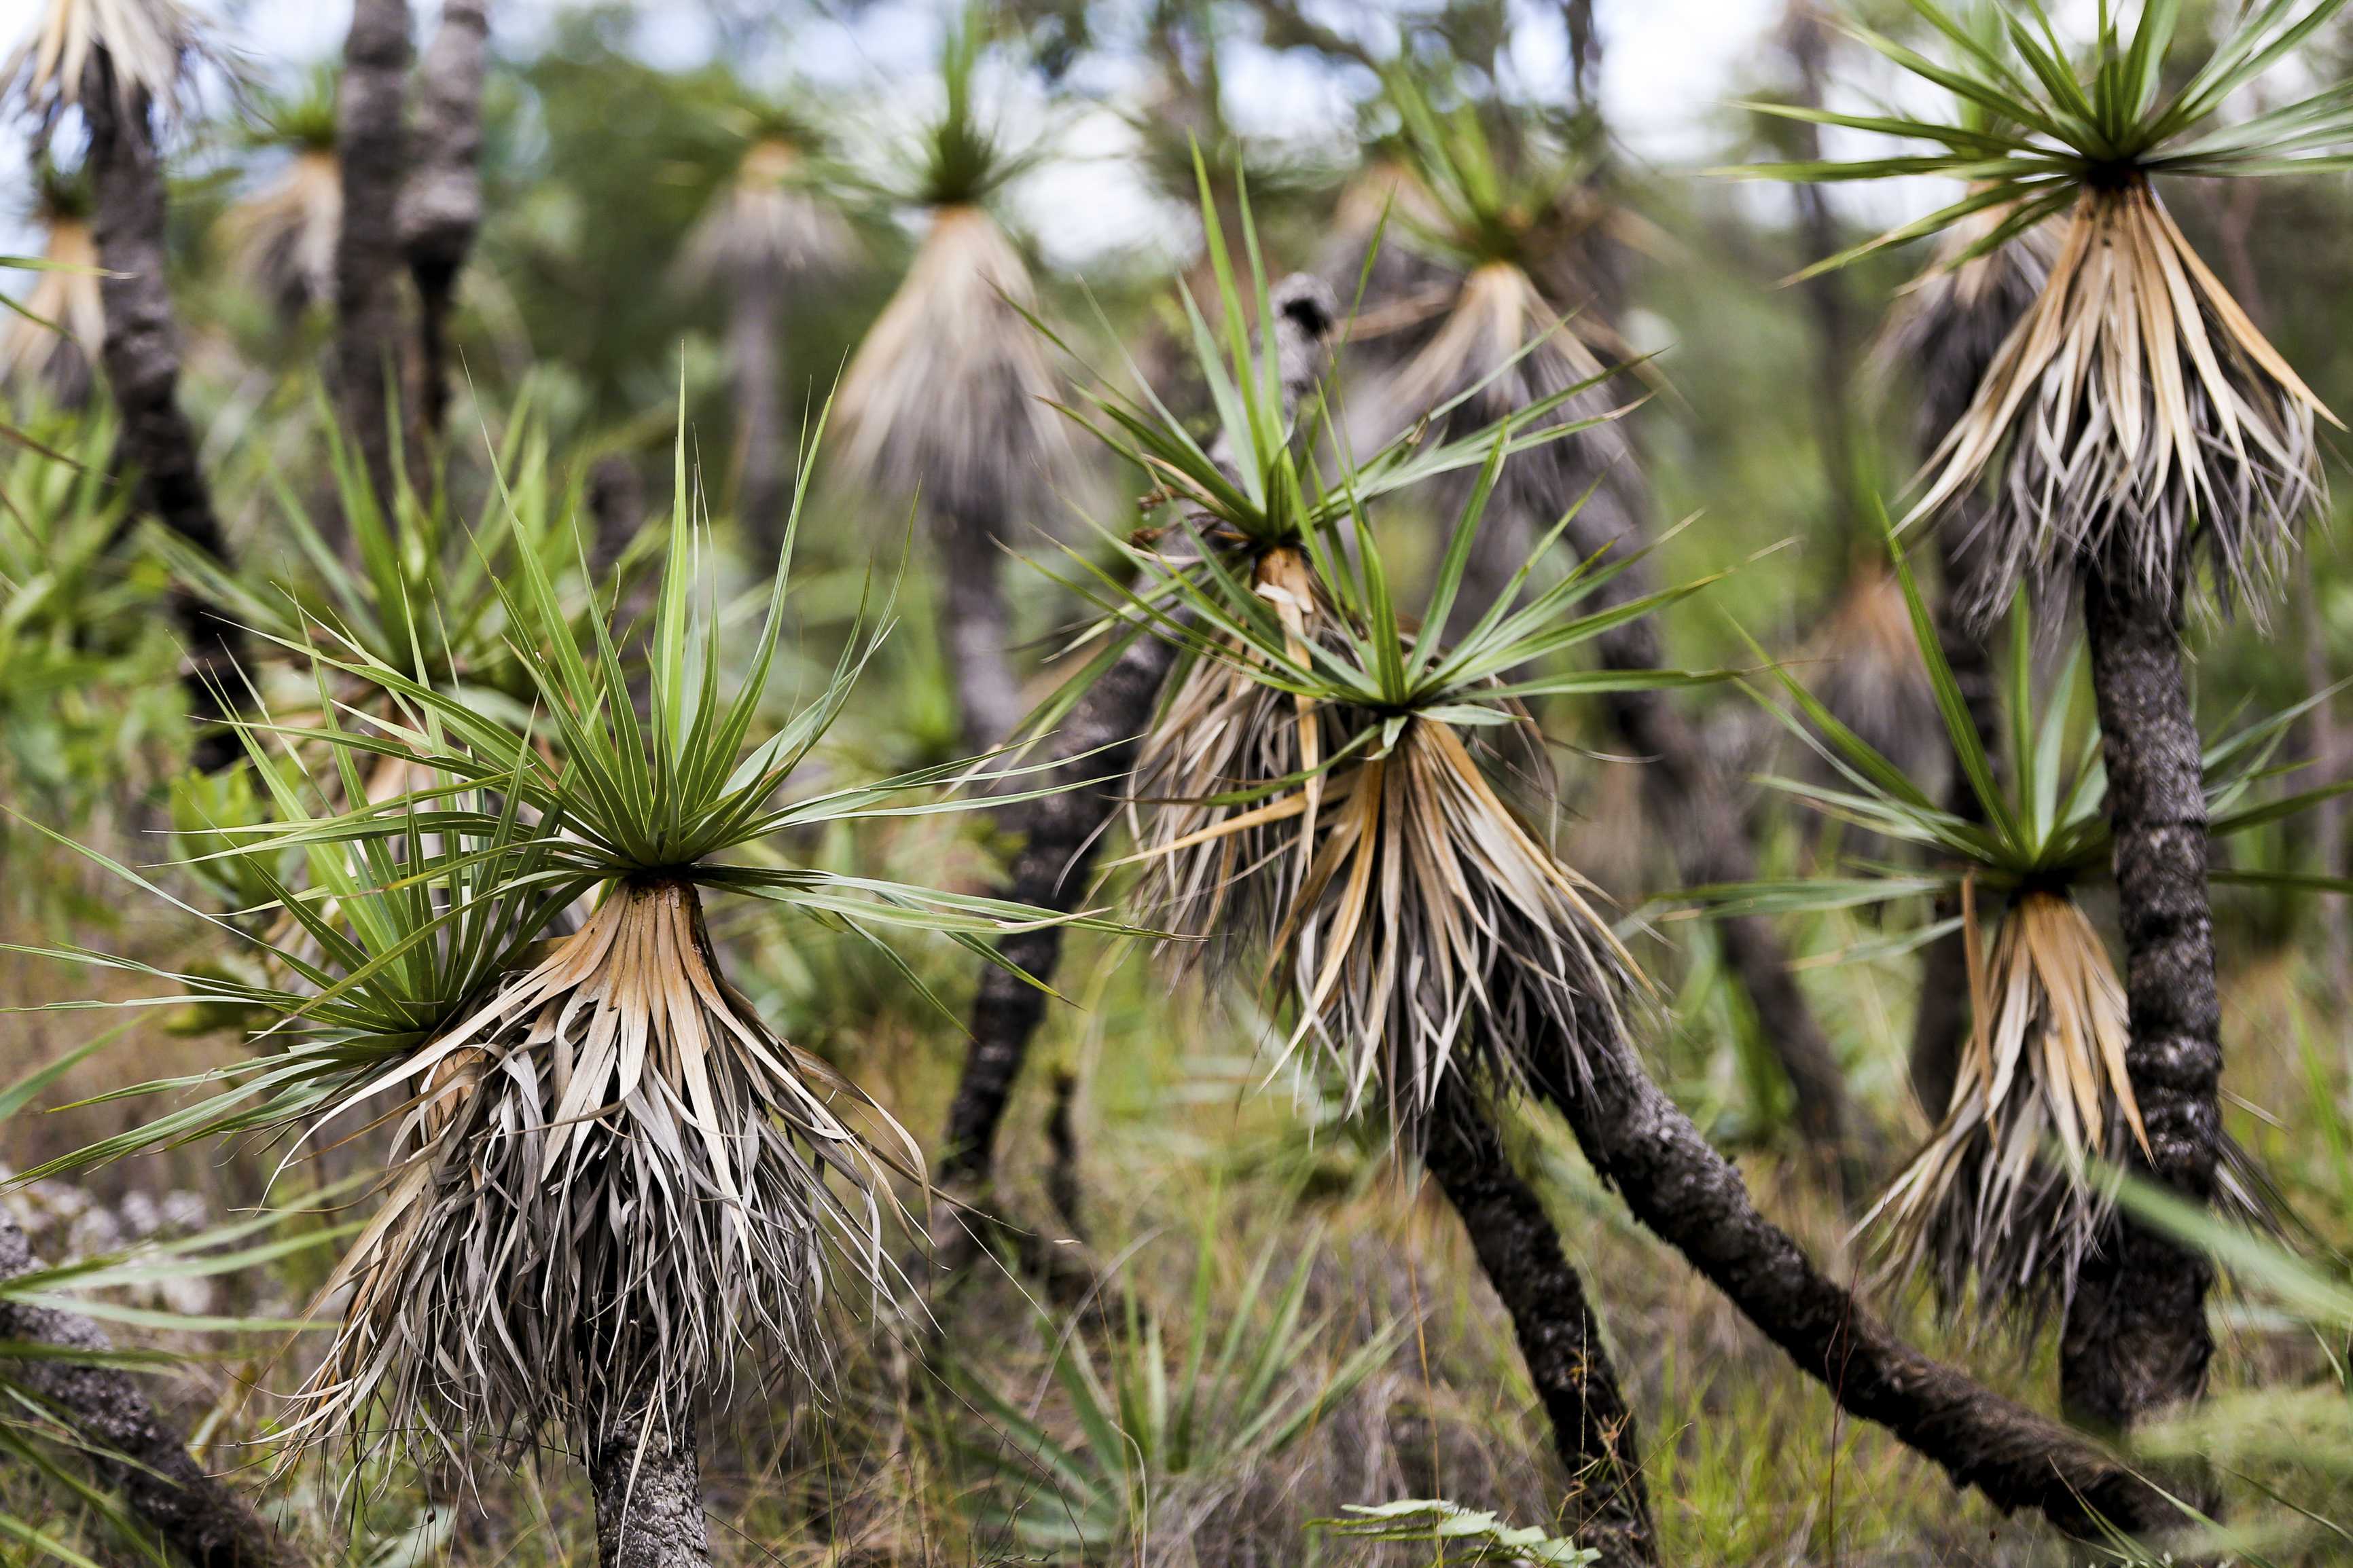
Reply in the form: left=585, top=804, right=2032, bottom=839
left=336, top=0, right=416, bottom=513
left=82, top=53, right=252, bottom=774
left=1425, top=1081, right=1655, bottom=1566
left=588, top=1399, right=711, bottom=1568
left=0, top=1210, right=301, bottom=1568
left=400, top=0, right=490, bottom=443
left=933, top=499, right=1025, bottom=754
left=727, top=266, right=788, bottom=568
left=2062, top=571, right=2219, bottom=1429
left=1522, top=1009, right=2191, bottom=1543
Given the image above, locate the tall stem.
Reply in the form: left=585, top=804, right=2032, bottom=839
left=82, top=52, right=251, bottom=774
left=1425, top=1081, right=1654, bottom=1565
left=588, top=1398, right=711, bottom=1568
left=932, top=500, right=1024, bottom=754
left=336, top=0, right=415, bottom=515
left=401, top=0, right=490, bottom=443
left=2063, top=569, right=2220, bottom=1429
left=727, top=267, right=787, bottom=570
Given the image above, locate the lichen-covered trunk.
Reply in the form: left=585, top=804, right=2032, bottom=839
left=1521, top=1008, right=2191, bottom=1544
left=727, top=268, right=788, bottom=569
left=1424, top=1081, right=1654, bottom=1566
left=400, top=0, right=490, bottom=441
left=336, top=0, right=416, bottom=512
left=2063, top=570, right=2219, bottom=1430
left=82, top=52, right=251, bottom=775
left=588, top=1398, right=711, bottom=1568
left=0, top=1209, right=301, bottom=1568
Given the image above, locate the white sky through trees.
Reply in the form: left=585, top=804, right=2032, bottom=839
left=0, top=0, right=1797, bottom=269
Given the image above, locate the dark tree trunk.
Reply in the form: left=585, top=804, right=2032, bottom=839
left=1519, top=1010, right=2192, bottom=1544
left=82, top=52, right=251, bottom=775
left=588, top=1399, right=710, bottom=1568
left=399, top=0, right=490, bottom=443
left=2062, top=570, right=2220, bottom=1430
left=1425, top=1080, right=1655, bottom=1566
left=727, top=268, right=789, bottom=570
left=336, top=0, right=415, bottom=514
left=0, top=1209, right=302, bottom=1568
left=933, top=500, right=1025, bottom=754
left=937, top=624, right=1181, bottom=1192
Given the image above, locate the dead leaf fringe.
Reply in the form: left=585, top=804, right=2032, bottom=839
left=1868, top=887, right=2144, bottom=1315
left=677, top=137, right=855, bottom=285
left=0, top=214, right=101, bottom=395
left=834, top=204, right=1067, bottom=523
left=1130, top=556, right=1633, bottom=1144
left=1354, top=259, right=1632, bottom=526
left=287, top=877, right=918, bottom=1466
left=217, top=149, right=340, bottom=318
left=1911, top=178, right=2335, bottom=627
left=1874, top=198, right=2060, bottom=443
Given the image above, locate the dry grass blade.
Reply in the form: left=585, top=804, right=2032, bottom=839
left=288, top=877, right=918, bottom=1468
left=833, top=204, right=1068, bottom=521
left=1911, top=179, right=2335, bottom=627
left=1867, top=888, right=2140, bottom=1315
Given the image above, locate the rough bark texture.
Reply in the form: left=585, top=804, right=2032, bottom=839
left=336, top=0, right=415, bottom=511
left=725, top=268, right=789, bottom=569
left=934, top=498, right=1026, bottom=754
left=399, top=0, right=490, bottom=441
left=588, top=1400, right=711, bottom=1568
left=0, top=1209, right=301, bottom=1568
left=2063, top=571, right=2219, bottom=1431
left=1521, top=1015, right=2191, bottom=1544
left=1425, top=1082, right=1654, bottom=1566
left=1782, top=0, right=1860, bottom=548
left=82, top=52, right=251, bottom=775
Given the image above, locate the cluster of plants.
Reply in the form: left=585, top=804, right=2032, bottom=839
left=9, top=1, right=2353, bottom=1566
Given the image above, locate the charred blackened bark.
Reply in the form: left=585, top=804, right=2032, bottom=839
left=0, top=1209, right=302, bottom=1568
left=399, top=0, right=490, bottom=441
left=336, top=0, right=414, bottom=511
left=2063, top=571, right=2220, bottom=1430
left=1424, top=1080, right=1654, bottom=1566
left=588, top=1398, right=711, bottom=1568
left=82, top=52, right=251, bottom=773
left=1521, top=1013, right=2191, bottom=1544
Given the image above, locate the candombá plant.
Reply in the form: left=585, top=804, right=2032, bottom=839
left=0, top=161, right=102, bottom=401
left=23, top=421, right=1127, bottom=1568
left=679, top=98, right=855, bottom=564
left=1367, top=67, right=1869, bottom=1175
left=835, top=10, right=1065, bottom=752
left=1743, top=0, right=2351, bottom=1431
left=1030, top=185, right=1752, bottom=1565
left=218, top=65, right=342, bottom=324
left=1703, top=544, right=2339, bottom=1316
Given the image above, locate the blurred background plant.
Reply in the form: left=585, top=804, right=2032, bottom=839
left=5, top=0, right=2353, bottom=1563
